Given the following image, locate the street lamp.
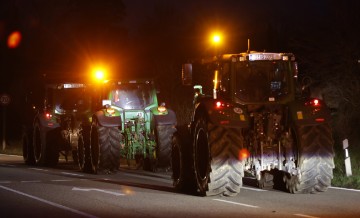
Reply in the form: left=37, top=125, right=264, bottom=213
left=92, top=66, right=108, bottom=83
left=212, top=34, right=221, bottom=45
left=94, top=69, right=105, bottom=81
left=210, top=32, right=222, bottom=55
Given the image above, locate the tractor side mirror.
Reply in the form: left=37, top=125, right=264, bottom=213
left=182, top=63, right=193, bottom=86
left=300, top=76, right=312, bottom=98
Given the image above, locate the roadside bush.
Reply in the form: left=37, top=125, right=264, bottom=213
left=332, top=138, right=360, bottom=189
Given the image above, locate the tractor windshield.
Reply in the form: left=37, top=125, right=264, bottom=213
left=110, top=83, right=154, bottom=109
left=51, top=87, right=90, bottom=114
left=234, top=61, right=291, bottom=102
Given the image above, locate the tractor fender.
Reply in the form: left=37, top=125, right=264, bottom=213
left=35, top=113, right=60, bottom=131
left=93, top=110, right=122, bottom=127
left=153, top=109, right=177, bottom=126
left=288, top=98, right=332, bottom=126
left=193, top=99, right=249, bottom=128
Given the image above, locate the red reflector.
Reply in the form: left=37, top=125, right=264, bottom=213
left=220, top=120, right=229, bottom=125
left=239, top=148, right=250, bottom=161
left=315, top=118, right=325, bottom=122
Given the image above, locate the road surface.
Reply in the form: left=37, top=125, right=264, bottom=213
left=1, top=154, right=359, bottom=218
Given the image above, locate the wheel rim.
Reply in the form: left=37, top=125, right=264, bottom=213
left=171, top=136, right=181, bottom=183
left=195, top=128, right=209, bottom=182
left=78, top=135, right=85, bottom=168
left=90, top=124, right=99, bottom=169
left=22, top=135, right=28, bottom=160
left=34, top=127, right=41, bottom=162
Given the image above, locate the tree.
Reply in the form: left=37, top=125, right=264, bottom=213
left=289, top=0, right=360, bottom=144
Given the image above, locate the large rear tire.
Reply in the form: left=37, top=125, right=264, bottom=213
left=23, top=127, right=35, bottom=165
left=90, top=120, right=122, bottom=174
left=285, top=123, right=334, bottom=193
left=78, top=126, right=93, bottom=173
left=33, top=122, right=59, bottom=166
left=172, top=126, right=197, bottom=193
left=193, top=117, right=244, bottom=197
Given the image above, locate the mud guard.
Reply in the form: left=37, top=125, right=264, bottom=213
left=194, top=100, right=249, bottom=128
left=93, top=111, right=122, bottom=128
left=288, top=99, right=332, bottom=126
left=153, top=109, right=177, bottom=126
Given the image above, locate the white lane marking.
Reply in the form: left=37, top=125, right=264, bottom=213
left=29, top=168, right=49, bottom=172
left=0, top=164, right=16, bottom=167
left=329, top=186, right=360, bottom=192
left=0, top=181, right=11, bottom=184
left=21, top=180, right=41, bottom=183
left=121, top=172, right=172, bottom=184
left=0, top=185, right=98, bottom=218
left=213, top=199, right=259, bottom=208
left=72, top=187, right=125, bottom=196
left=51, top=179, right=74, bottom=182
left=61, top=172, right=84, bottom=177
left=294, top=214, right=319, bottom=218
left=242, top=186, right=268, bottom=192
left=0, top=154, right=21, bottom=157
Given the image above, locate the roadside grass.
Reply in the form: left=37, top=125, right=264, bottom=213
left=0, top=139, right=22, bottom=156
left=332, top=144, right=360, bottom=189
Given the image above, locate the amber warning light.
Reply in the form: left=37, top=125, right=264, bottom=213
left=239, top=148, right=250, bottom=161
left=7, top=31, right=22, bottom=48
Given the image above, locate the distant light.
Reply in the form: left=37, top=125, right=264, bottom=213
left=7, top=31, right=22, bottom=48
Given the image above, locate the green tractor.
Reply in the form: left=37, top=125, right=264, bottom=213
left=84, top=79, right=177, bottom=173
left=23, top=82, right=93, bottom=167
left=172, top=52, right=335, bottom=196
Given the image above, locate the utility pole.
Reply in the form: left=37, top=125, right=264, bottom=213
left=1, top=94, right=10, bottom=150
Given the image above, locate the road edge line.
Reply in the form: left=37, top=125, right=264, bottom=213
left=0, top=185, right=98, bottom=218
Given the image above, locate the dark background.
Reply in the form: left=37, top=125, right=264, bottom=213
left=0, top=0, right=359, bottom=149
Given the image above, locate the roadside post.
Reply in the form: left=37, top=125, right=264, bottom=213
left=343, top=139, right=352, bottom=177
left=0, top=93, right=10, bottom=150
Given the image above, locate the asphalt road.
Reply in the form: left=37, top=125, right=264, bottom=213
left=1, top=154, right=360, bottom=218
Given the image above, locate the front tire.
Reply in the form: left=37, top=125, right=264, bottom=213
left=155, top=124, right=176, bottom=168
left=193, top=117, right=244, bottom=197
left=90, top=120, right=122, bottom=174
left=285, top=123, right=335, bottom=193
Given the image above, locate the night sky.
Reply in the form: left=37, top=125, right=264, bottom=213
left=0, top=0, right=359, bottom=141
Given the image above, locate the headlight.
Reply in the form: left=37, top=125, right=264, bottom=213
left=157, top=103, right=167, bottom=113
left=106, top=108, right=116, bottom=116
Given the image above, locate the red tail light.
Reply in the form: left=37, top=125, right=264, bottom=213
left=305, top=98, right=321, bottom=107
left=313, top=99, right=320, bottom=106
left=215, top=101, right=230, bottom=108
left=45, top=113, right=52, bottom=119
